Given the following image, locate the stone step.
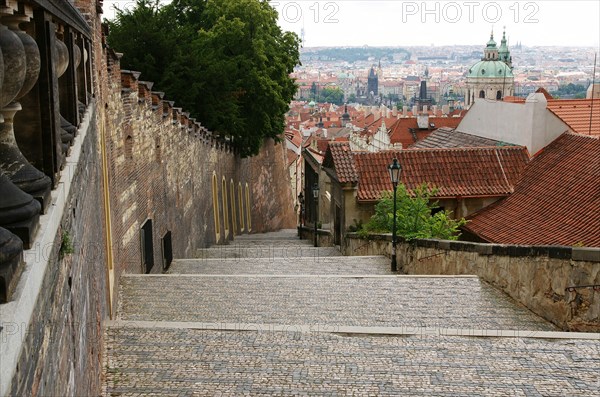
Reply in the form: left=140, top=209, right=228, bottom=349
left=168, top=256, right=391, bottom=275
left=215, top=238, right=315, bottom=247
left=103, top=326, right=599, bottom=396
left=195, top=245, right=342, bottom=259
left=234, top=229, right=299, bottom=240
left=118, top=275, right=556, bottom=331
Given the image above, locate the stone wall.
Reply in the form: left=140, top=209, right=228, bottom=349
left=3, top=106, right=108, bottom=397
left=102, top=54, right=295, bottom=312
left=344, top=234, right=600, bottom=332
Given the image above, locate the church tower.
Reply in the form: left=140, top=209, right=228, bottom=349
left=465, top=29, right=514, bottom=107
left=367, top=66, right=378, bottom=98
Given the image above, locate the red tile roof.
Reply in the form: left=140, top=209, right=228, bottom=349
left=409, top=128, right=516, bottom=149
left=464, top=133, right=600, bottom=247
left=354, top=146, right=529, bottom=202
left=323, top=142, right=358, bottom=184
left=286, top=149, right=298, bottom=168
left=388, top=117, right=463, bottom=147
left=546, top=99, right=600, bottom=136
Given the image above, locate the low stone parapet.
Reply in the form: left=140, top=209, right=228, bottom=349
left=344, top=234, right=600, bottom=332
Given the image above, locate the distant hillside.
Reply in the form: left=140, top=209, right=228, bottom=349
left=301, top=47, right=410, bottom=63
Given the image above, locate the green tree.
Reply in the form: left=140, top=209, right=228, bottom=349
left=347, top=93, right=357, bottom=103
left=310, top=82, right=318, bottom=100
left=107, top=0, right=300, bottom=157
left=360, top=184, right=467, bottom=241
left=318, top=87, right=344, bottom=105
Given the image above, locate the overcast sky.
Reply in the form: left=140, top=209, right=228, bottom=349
left=103, top=0, right=599, bottom=48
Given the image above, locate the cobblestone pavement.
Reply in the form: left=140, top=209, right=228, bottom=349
left=104, top=327, right=600, bottom=396
left=195, top=245, right=342, bottom=259
left=118, top=275, right=556, bottom=331
left=104, top=230, right=600, bottom=396
left=168, top=256, right=393, bottom=275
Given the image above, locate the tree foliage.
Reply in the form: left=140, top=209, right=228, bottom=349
left=107, top=0, right=300, bottom=157
left=359, top=184, right=467, bottom=241
left=318, top=87, right=344, bottom=105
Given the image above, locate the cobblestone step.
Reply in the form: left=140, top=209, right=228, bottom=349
left=195, top=245, right=342, bottom=259
left=105, top=229, right=583, bottom=396
left=168, top=256, right=391, bottom=275
left=118, top=275, right=556, bottom=331
left=234, top=229, right=300, bottom=240
left=103, top=326, right=600, bottom=396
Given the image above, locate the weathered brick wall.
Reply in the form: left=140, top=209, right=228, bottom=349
left=8, top=110, right=108, bottom=397
left=344, top=234, right=600, bottom=332
left=100, top=32, right=294, bottom=314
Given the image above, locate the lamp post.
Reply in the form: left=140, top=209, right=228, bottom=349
left=388, top=158, right=402, bottom=272
left=312, top=182, right=320, bottom=247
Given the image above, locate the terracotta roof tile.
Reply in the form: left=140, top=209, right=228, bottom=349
left=546, top=99, right=600, bottom=136
left=410, top=128, right=518, bottom=149
left=464, top=133, right=600, bottom=247
left=388, top=117, right=463, bottom=147
left=354, top=146, right=529, bottom=202
left=323, top=142, right=358, bottom=184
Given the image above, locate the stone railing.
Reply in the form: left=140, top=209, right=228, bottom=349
left=298, top=225, right=334, bottom=247
left=344, top=233, right=600, bottom=332
left=0, top=0, right=92, bottom=302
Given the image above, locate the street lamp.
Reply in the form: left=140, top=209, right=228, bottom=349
left=312, top=182, right=320, bottom=247
left=388, top=158, right=402, bottom=272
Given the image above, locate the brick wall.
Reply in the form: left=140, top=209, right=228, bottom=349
left=102, top=54, right=294, bottom=310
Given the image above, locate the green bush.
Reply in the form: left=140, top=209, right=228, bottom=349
left=359, top=183, right=467, bottom=241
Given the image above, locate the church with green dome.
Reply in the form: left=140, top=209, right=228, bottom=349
left=466, top=30, right=514, bottom=107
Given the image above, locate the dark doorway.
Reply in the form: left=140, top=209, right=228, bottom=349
left=334, top=205, right=342, bottom=245
left=161, top=230, right=173, bottom=271
left=140, top=219, right=154, bottom=274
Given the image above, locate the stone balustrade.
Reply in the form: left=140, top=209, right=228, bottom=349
left=0, top=0, right=92, bottom=303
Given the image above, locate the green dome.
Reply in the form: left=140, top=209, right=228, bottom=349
left=308, top=100, right=316, bottom=107
left=468, top=60, right=513, bottom=78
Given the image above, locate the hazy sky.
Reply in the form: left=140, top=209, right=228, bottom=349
left=103, top=0, right=600, bottom=48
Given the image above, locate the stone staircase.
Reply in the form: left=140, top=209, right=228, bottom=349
left=103, top=229, right=600, bottom=396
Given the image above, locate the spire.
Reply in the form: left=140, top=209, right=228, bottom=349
left=484, top=28, right=499, bottom=60
left=342, top=103, right=350, bottom=122
left=498, top=26, right=512, bottom=67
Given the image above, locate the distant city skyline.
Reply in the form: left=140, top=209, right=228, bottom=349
left=103, top=1, right=599, bottom=49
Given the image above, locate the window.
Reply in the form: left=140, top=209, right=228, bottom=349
left=161, top=230, right=172, bottom=270
left=140, top=219, right=154, bottom=274
left=125, top=135, right=133, bottom=160
left=479, top=90, right=485, bottom=98
left=212, top=172, right=220, bottom=241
